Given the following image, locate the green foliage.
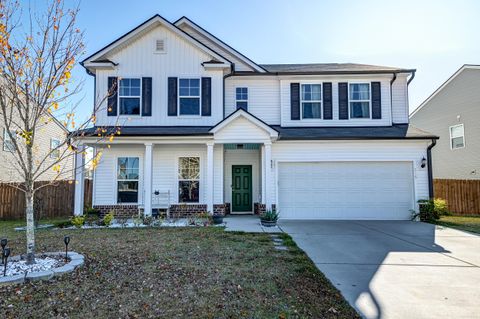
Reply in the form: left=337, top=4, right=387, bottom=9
left=71, top=215, right=85, bottom=228
left=412, top=198, right=450, bottom=222
left=103, top=211, right=115, bottom=227
left=84, top=207, right=100, bottom=216
left=53, top=219, right=72, bottom=228
left=260, top=209, right=279, bottom=222
left=132, top=213, right=143, bottom=227
left=142, top=215, right=153, bottom=226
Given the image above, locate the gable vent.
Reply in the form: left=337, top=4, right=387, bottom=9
left=155, top=39, right=165, bottom=53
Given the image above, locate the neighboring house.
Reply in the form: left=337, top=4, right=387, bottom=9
left=73, top=14, right=437, bottom=220
left=411, top=65, right=480, bottom=180
left=0, top=113, right=73, bottom=182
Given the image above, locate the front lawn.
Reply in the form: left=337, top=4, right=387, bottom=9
left=0, top=220, right=358, bottom=318
left=435, top=215, right=480, bottom=234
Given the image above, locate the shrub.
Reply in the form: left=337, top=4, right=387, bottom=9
left=84, top=207, right=100, bottom=216
left=434, top=198, right=449, bottom=215
left=103, top=211, right=115, bottom=227
left=412, top=198, right=449, bottom=222
left=53, top=219, right=72, bottom=228
left=132, top=213, right=143, bottom=227
left=142, top=215, right=153, bottom=226
left=71, top=215, right=85, bottom=228
left=260, top=209, right=279, bottom=222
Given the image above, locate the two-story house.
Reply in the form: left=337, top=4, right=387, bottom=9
left=74, top=15, right=437, bottom=220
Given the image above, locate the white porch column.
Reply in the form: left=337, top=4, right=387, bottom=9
left=261, top=145, right=266, bottom=204
left=74, top=144, right=85, bottom=216
left=144, top=143, right=153, bottom=216
left=264, top=142, right=272, bottom=210
left=206, top=141, right=214, bottom=213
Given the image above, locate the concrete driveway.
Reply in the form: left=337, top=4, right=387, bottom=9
left=278, top=220, right=480, bottom=319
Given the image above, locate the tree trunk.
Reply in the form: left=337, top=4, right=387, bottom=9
left=25, top=191, right=36, bottom=264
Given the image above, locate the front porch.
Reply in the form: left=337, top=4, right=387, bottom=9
left=73, top=110, right=279, bottom=217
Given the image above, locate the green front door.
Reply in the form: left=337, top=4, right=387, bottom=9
left=232, top=165, right=252, bottom=212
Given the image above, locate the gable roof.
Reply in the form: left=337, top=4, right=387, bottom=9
left=81, top=14, right=231, bottom=72
left=410, top=64, right=480, bottom=118
left=174, top=16, right=266, bottom=73
left=209, top=108, right=278, bottom=138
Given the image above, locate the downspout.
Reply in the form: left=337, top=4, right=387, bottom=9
left=390, top=72, right=397, bottom=124
left=223, top=63, right=235, bottom=119
left=427, top=139, right=437, bottom=199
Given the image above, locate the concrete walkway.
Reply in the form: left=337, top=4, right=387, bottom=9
left=224, top=215, right=282, bottom=233
left=279, top=220, right=480, bottom=319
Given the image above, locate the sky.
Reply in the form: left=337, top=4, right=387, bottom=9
left=46, top=0, right=480, bottom=121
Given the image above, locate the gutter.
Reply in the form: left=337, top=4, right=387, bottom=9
left=407, top=70, right=416, bottom=85
left=390, top=72, right=398, bottom=124
left=427, top=139, right=437, bottom=198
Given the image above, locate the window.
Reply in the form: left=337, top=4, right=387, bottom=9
left=450, top=124, right=465, bottom=149
left=50, top=139, right=61, bottom=159
left=117, top=157, right=139, bottom=203
left=179, top=79, right=200, bottom=115
left=301, top=84, right=322, bottom=119
left=349, top=83, right=371, bottom=118
left=119, top=78, right=141, bottom=115
left=236, top=87, right=248, bottom=110
left=178, top=157, right=200, bottom=203
left=3, top=129, right=15, bottom=152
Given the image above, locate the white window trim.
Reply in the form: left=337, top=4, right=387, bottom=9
left=116, top=156, right=140, bottom=204
left=118, top=77, right=142, bottom=116
left=348, top=82, right=372, bottom=119
left=177, top=156, right=201, bottom=203
left=300, top=83, right=322, bottom=120
left=3, top=129, right=15, bottom=152
left=449, top=124, right=465, bottom=150
left=50, top=138, right=61, bottom=159
left=177, top=77, right=202, bottom=117
left=235, top=87, right=248, bottom=110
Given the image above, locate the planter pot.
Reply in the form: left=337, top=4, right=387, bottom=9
left=260, top=220, right=277, bottom=227
left=212, top=215, right=224, bottom=225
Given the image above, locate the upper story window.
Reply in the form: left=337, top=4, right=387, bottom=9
left=450, top=124, right=465, bottom=149
left=349, top=83, right=371, bottom=119
left=301, top=84, right=322, bottom=119
left=3, top=129, right=15, bottom=152
left=117, top=157, right=139, bottom=203
left=179, top=78, right=200, bottom=115
left=236, top=87, right=248, bottom=110
left=119, top=78, right=141, bottom=115
left=50, top=138, right=61, bottom=159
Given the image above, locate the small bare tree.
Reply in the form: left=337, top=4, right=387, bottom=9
left=0, top=0, right=120, bottom=264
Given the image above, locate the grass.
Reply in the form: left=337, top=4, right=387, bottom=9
left=0, top=219, right=359, bottom=318
left=434, top=215, right=480, bottom=234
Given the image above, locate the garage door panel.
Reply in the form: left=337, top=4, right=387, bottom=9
left=278, top=162, right=413, bottom=220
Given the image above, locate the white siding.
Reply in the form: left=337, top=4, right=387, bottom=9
left=270, top=140, right=430, bottom=209
left=391, top=74, right=409, bottom=123
left=95, top=24, right=224, bottom=127
left=213, top=144, right=223, bottom=203
left=214, top=116, right=271, bottom=142
left=93, top=145, right=144, bottom=205
left=225, top=77, right=281, bottom=124
left=280, top=77, right=393, bottom=127
left=178, top=24, right=256, bottom=72
left=223, top=149, right=261, bottom=206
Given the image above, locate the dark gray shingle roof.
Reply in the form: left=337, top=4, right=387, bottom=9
left=78, top=126, right=212, bottom=137
left=272, top=124, right=437, bottom=140
left=259, top=63, right=414, bottom=74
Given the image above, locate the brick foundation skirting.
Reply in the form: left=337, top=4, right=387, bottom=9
left=93, top=205, right=139, bottom=218
left=254, top=203, right=266, bottom=215
left=213, top=204, right=227, bottom=216
left=169, top=204, right=207, bottom=218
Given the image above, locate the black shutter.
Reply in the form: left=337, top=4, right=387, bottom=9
left=107, top=77, right=118, bottom=116
left=338, top=82, right=348, bottom=120
left=371, top=81, right=381, bottom=119
left=323, top=82, right=333, bottom=120
left=201, top=77, right=211, bottom=116
left=168, top=77, right=177, bottom=116
left=141, top=77, right=152, bottom=116
left=290, top=83, right=300, bottom=120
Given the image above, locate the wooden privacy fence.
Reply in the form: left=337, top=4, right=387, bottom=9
left=434, top=179, right=480, bottom=215
left=0, top=180, right=92, bottom=220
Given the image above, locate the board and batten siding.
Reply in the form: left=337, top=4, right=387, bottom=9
left=95, top=24, right=224, bottom=127
left=410, top=68, right=480, bottom=180
left=225, top=77, right=281, bottom=125
left=177, top=24, right=255, bottom=72
left=269, top=140, right=431, bottom=210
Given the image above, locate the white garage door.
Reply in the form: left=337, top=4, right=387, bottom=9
left=278, top=162, right=414, bottom=220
